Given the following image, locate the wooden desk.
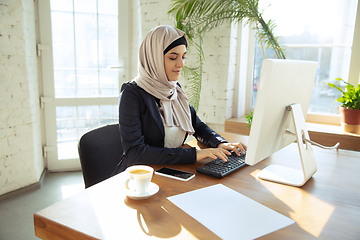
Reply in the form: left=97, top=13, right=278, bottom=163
left=34, top=133, right=360, bottom=240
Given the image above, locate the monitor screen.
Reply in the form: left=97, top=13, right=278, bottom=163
left=245, top=59, right=318, bottom=186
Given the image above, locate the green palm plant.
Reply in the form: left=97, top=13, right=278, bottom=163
left=168, top=0, right=286, bottom=111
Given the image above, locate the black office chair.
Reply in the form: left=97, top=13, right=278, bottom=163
left=78, top=124, right=123, bottom=188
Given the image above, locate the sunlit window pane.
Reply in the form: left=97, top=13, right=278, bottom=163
left=54, top=70, right=76, bottom=97
left=56, top=106, right=77, bottom=160
left=98, top=0, right=118, bottom=15
left=75, top=13, right=98, bottom=69
left=74, top=0, right=97, bottom=13
left=99, top=70, right=119, bottom=96
left=78, top=105, right=100, bottom=130
left=100, top=105, right=118, bottom=125
left=51, top=12, right=75, bottom=69
left=98, top=14, right=118, bottom=68
left=76, top=69, right=98, bottom=97
left=50, top=0, right=73, bottom=12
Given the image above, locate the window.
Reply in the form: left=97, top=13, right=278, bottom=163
left=39, top=0, right=129, bottom=170
left=50, top=0, right=120, bottom=161
left=251, top=0, right=359, bottom=120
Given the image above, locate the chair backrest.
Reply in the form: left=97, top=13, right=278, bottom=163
left=78, top=124, right=123, bottom=188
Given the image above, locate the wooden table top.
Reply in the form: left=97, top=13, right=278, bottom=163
left=34, top=133, right=360, bottom=240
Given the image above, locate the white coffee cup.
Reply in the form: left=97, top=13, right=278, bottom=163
left=124, top=165, right=154, bottom=195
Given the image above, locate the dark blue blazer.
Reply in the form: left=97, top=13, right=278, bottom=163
left=113, top=81, right=227, bottom=173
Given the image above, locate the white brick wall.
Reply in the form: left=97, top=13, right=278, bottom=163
left=0, top=0, right=44, bottom=196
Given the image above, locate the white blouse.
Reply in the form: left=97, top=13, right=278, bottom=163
left=160, top=115, right=186, bottom=148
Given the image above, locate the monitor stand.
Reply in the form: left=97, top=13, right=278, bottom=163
left=257, top=103, right=317, bottom=187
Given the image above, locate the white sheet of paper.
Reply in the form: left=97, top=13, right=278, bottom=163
left=167, top=184, right=295, bottom=240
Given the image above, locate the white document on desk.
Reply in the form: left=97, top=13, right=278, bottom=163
left=167, top=184, right=295, bottom=240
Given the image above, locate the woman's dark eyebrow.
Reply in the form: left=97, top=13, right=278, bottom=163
left=168, top=52, right=187, bottom=55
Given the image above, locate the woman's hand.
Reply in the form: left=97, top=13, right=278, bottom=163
left=217, top=142, right=247, bottom=156
left=196, top=148, right=231, bottom=162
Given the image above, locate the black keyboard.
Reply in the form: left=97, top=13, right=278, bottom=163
left=196, top=151, right=247, bottom=178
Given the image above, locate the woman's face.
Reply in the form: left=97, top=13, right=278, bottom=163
left=164, top=45, right=187, bottom=81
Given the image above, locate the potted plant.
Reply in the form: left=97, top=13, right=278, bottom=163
left=328, top=78, right=360, bottom=134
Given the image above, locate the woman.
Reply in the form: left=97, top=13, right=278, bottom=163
left=113, top=25, right=246, bottom=173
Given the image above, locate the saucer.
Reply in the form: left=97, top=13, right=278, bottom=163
left=124, top=182, right=159, bottom=200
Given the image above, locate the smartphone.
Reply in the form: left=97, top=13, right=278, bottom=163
left=155, top=167, right=195, bottom=181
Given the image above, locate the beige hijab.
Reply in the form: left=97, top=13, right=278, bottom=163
left=134, top=25, right=195, bottom=134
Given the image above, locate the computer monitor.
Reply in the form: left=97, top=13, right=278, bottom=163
left=245, top=59, right=318, bottom=187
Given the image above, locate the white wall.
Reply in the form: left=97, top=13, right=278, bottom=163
left=0, top=0, right=44, bottom=196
